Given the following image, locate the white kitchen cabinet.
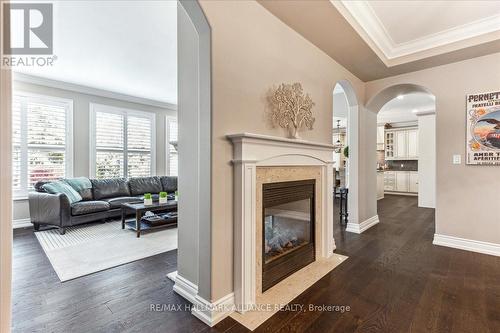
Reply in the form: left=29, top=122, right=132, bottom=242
left=384, top=171, right=395, bottom=191
left=385, top=132, right=395, bottom=159
left=395, top=172, right=409, bottom=192
left=395, top=131, right=407, bottom=159
left=409, top=172, right=418, bottom=193
left=377, top=126, right=385, bottom=151
left=384, top=171, right=418, bottom=195
left=377, top=172, right=385, bottom=200
left=385, top=127, right=418, bottom=160
left=407, top=129, right=419, bottom=159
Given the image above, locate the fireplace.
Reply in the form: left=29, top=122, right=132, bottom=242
left=262, top=179, right=315, bottom=291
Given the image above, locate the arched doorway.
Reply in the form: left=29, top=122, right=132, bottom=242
left=366, top=84, right=436, bottom=224
left=332, top=80, right=359, bottom=230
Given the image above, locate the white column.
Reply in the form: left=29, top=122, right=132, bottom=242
left=233, top=161, right=256, bottom=312
left=416, top=110, right=436, bottom=208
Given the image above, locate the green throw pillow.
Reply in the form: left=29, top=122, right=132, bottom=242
left=42, top=181, right=82, bottom=204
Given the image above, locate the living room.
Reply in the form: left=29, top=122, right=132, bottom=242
left=9, top=0, right=181, bottom=296
left=1, top=1, right=500, bottom=333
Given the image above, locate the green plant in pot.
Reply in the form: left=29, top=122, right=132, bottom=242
left=159, top=191, right=168, bottom=204
left=144, top=193, right=153, bottom=206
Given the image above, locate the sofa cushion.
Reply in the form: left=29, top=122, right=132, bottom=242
left=42, top=181, right=82, bottom=204
left=160, top=176, right=177, bottom=193
left=103, top=196, right=142, bottom=209
left=91, top=178, right=130, bottom=200
left=64, top=177, right=93, bottom=201
left=128, top=177, right=162, bottom=196
left=71, top=201, right=110, bottom=216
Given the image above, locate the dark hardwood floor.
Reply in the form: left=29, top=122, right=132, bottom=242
left=12, top=195, right=500, bottom=332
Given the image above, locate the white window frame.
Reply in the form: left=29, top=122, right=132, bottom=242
left=166, top=116, right=178, bottom=176
left=89, top=103, right=156, bottom=178
left=13, top=92, right=74, bottom=199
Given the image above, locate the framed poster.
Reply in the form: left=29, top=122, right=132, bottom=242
left=466, top=91, right=500, bottom=165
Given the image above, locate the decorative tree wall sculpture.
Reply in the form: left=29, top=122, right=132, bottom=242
left=269, top=82, right=315, bottom=139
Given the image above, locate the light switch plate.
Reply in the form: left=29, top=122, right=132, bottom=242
left=453, top=154, right=461, bottom=165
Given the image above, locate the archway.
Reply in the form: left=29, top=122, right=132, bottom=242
left=366, top=83, right=436, bottom=224
left=332, top=80, right=359, bottom=230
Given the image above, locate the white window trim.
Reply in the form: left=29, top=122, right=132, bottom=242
left=166, top=116, right=178, bottom=176
left=89, top=103, right=156, bottom=178
left=13, top=92, right=74, bottom=200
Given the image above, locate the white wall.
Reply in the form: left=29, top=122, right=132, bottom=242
left=418, top=113, right=436, bottom=208
left=12, top=79, right=177, bottom=223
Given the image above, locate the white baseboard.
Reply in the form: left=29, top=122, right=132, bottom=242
left=169, top=270, right=234, bottom=327
left=13, top=218, right=31, bottom=229
left=191, top=293, right=235, bottom=327
left=384, top=191, right=417, bottom=197
left=433, top=234, right=500, bottom=257
left=169, top=271, right=198, bottom=304
left=346, top=215, right=379, bottom=234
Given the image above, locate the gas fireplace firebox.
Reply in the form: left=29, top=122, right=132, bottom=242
left=262, top=179, right=315, bottom=291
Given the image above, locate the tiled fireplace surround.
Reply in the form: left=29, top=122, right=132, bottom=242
left=227, top=133, right=336, bottom=312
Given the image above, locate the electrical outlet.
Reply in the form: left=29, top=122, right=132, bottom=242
left=453, top=155, right=461, bottom=165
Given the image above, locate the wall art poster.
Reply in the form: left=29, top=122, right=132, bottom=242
left=466, top=91, right=500, bottom=165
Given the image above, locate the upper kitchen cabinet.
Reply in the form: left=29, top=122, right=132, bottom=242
left=407, top=128, right=419, bottom=159
left=377, top=125, right=385, bottom=151
left=385, top=127, right=418, bottom=160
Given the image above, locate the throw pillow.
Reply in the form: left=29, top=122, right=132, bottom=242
left=42, top=181, right=82, bottom=204
left=64, top=177, right=93, bottom=201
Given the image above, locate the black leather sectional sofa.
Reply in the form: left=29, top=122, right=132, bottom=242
left=29, top=176, right=177, bottom=235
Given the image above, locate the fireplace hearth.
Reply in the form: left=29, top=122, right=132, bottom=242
left=262, top=179, right=315, bottom=291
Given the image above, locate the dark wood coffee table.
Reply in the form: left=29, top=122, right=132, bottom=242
left=121, top=201, right=177, bottom=238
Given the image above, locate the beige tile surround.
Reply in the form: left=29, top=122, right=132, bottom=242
left=255, top=166, right=323, bottom=296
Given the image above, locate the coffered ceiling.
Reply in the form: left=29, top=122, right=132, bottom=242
left=259, top=0, right=500, bottom=81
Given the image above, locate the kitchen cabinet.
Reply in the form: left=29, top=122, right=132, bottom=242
left=377, top=171, right=384, bottom=200
left=395, top=131, right=407, bottom=159
left=409, top=172, right=418, bottom=193
left=385, top=132, right=395, bottom=159
left=385, top=127, right=418, bottom=160
left=377, top=126, right=385, bottom=150
left=395, top=172, right=409, bottom=192
left=384, top=171, right=418, bottom=194
left=407, top=129, right=418, bottom=158
left=384, top=171, right=395, bottom=191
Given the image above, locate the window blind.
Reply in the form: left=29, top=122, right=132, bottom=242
left=167, top=118, right=178, bottom=176
left=92, top=105, right=154, bottom=179
left=12, top=94, right=72, bottom=197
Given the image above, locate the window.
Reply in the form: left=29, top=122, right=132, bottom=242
left=166, top=117, right=178, bottom=176
left=91, top=104, right=155, bottom=179
left=12, top=93, right=73, bottom=198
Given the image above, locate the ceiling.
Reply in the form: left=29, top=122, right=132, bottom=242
left=377, top=93, right=435, bottom=124
left=13, top=1, right=177, bottom=105
left=258, top=0, right=500, bottom=81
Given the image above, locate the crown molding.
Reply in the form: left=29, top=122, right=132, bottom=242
left=333, top=0, right=500, bottom=66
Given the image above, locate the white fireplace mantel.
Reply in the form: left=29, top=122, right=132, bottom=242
left=227, top=133, right=335, bottom=312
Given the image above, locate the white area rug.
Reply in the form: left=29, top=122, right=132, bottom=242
left=35, top=221, right=177, bottom=282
